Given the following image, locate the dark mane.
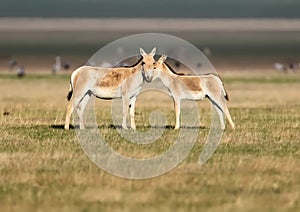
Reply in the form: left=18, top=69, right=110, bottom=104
left=202, top=73, right=219, bottom=77
left=163, top=62, right=185, bottom=75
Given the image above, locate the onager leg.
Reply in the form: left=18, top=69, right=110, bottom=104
left=122, top=96, right=130, bottom=129
left=65, top=98, right=74, bottom=130
left=129, top=96, right=137, bottom=130
left=222, top=104, right=235, bottom=129
left=207, top=94, right=234, bottom=129
left=174, top=98, right=181, bottom=129
left=212, top=103, right=226, bottom=130
left=77, top=93, right=91, bottom=130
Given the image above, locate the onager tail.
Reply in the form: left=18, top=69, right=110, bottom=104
left=67, top=81, right=73, bottom=101
left=214, top=75, right=235, bottom=129
left=217, top=75, right=229, bottom=101
left=207, top=74, right=229, bottom=101
left=224, top=90, right=229, bottom=101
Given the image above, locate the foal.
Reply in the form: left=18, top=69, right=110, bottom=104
left=153, top=55, right=235, bottom=130
left=65, top=48, right=156, bottom=130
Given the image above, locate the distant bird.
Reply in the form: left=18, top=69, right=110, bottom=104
left=203, top=47, right=211, bottom=57
left=8, top=59, right=17, bottom=71
left=16, top=65, right=25, bottom=78
left=289, top=63, right=298, bottom=72
left=52, top=56, right=71, bottom=72
left=63, top=62, right=71, bottom=70
left=52, top=56, right=62, bottom=74
left=273, top=63, right=288, bottom=73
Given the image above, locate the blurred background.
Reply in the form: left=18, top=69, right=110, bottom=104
left=0, top=0, right=300, bottom=73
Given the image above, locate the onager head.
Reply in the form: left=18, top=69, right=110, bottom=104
left=140, top=47, right=156, bottom=82
left=152, top=54, right=168, bottom=79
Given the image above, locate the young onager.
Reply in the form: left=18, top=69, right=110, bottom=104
left=152, top=55, right=235, bottom=130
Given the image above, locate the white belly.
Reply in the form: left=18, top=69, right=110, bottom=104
left=181, top=90, right=206, bottom=100
left=93, top=87, right=122, bottom=99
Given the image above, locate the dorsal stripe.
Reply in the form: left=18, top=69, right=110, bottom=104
left=163, top=62, right=185, bottom=75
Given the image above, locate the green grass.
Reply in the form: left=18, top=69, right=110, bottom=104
left=0, top=72, right=300, bottom=211
left=223, top=75, right=300, bottom=84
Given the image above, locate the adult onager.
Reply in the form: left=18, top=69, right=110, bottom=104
left=65, top=48, right=156, bottom=130
left=152, top=55, right=235, bottom=130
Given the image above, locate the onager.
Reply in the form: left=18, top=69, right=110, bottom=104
left=65, top=48, right=156, bottom=130
left=153, top=55, right=235, bottom=130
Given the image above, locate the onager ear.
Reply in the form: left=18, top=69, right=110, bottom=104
left=150, top=47, right=156, bottom=56
left=159, top=55, right=167, bottom=63
left=140, top=48, right=147, bottom=57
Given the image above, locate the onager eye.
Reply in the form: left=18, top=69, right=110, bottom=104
left=141, top=62, right=145, bottom=66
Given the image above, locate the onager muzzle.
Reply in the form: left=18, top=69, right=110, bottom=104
left=141, top=62, right=154, bottom=82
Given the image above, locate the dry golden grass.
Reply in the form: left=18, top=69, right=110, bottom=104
left=0, top=71, right=299, bottom=211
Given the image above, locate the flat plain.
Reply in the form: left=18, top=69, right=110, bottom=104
left=0, top=71, right=299, bottom=211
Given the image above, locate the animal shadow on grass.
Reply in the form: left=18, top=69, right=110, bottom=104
left=50, top=124, right=117, bottom=130
left=51, top=124, right=75, bottom=130
left=91, top=124, right=205, bottom=130
left=51, top=124, right=206, bottom=130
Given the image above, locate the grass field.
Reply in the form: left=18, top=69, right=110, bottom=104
left=0, top=71, right=299, bottom=211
